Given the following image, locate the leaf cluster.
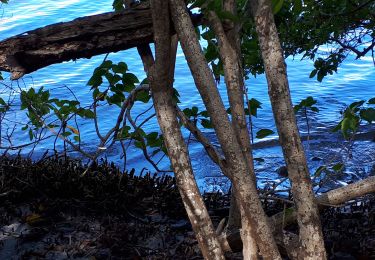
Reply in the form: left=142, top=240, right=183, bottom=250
left=332, top=98, right=375, bottom=139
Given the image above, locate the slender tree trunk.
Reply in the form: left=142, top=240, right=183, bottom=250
left=206, top=7, right=258, bottom=258
left=140, top=1, right=225, bottom=259
left=249, top=0, right=327, bottom=258
left=169, top=0, right=281, bottom=258
left=221, top=0, right=251, bottom=235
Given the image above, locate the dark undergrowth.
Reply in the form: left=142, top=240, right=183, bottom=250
left=0, top=155, right=374, bottom=259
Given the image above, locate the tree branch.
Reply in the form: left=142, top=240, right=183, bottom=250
left=0, top=1, right=202, bottom=79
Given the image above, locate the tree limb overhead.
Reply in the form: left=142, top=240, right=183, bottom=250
left=0, top=2, right=201, bottom=79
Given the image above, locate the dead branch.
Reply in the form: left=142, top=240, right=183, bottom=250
left=0, top=2, right=202, bottom=79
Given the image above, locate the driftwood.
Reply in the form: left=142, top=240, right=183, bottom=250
left=0, top=2, right=201, bottom=79
left=221, top=175, right=375, bottom=253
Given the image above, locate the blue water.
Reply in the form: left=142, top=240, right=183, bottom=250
left=0, top=1, right=374, bottom=191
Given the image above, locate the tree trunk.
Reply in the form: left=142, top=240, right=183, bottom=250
left=206, top=8, right=258, bottom=258
left=248, top=0, right=327, bottom=258
left=169, top=0, right=281, bottom=258
left=140, top=1, right=225, bottom=258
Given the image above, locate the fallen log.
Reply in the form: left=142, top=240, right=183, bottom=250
left=0, top=2, right=201, bottom=79
left=220, top=175, right=375, bottom=253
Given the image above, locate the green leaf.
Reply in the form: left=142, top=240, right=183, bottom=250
left=294, top=104, right=301, bottom=113
left=317, top=70, right=324, bottom=82
left=117, top=126, right=131, bottom=139
left=303, top=96, right=317, bottom=107
left=87, top=74, right=103, bottom=87
left=248, top=98, right=262, bottom=117
left=61, top=131, right=72, bottom=137
left=21, top=125, right=28, bottom=131
left=310, top=106, right=319, bottom=113
left=216, top=10, right=239, bottom=22
left=112, top=0, right=124, bottom=11
left=183, top=108, right=192, bottom=117
left=314, top=166, right=326, bottom=178
left=349, top=100, right=365, bottom=111
left=112, top=62, right=128, bottom=74
left=256, top=129, right=275, bottom=139
left=360, top=108, right=375, bottom=123
left=135, top=90, right=150, bottom=103
left=105, top=73, right=121, bottom=86
left=172, top=88, right=181, bottom=104
left=332, top=163, right=344, bottom=172
left=29, top=129, right=33, bottom=141
left=83, top=109, right=95, bottom=119
left=0, top=97, right=6, bottom=106
left=201, top=119, right=213, bottom=128
left=293, top=0, right=303, bottom=14
left=272, top=0, right=284, bottom=14
left=101, top=60, right=113, bottom=69
left=342, top=117, right=357, bottom=131
left=73, top=136, right=80, bottom=142
left=309, top=69, right=317, bottom=79
left=368, top=98, right=375, bottom=104
left=107, top=92, right=125, bottom=106
left=191, top=106, right=198, bottom=116
left=123, top=73, right=139, bottom=85
left=140, top=78, right=149, bottom=85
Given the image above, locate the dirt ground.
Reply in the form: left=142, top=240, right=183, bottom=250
left=0, top=156, right=374, bottom=259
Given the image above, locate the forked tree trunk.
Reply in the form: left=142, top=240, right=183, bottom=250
left=169, top=0, right=281, bottom=258
left=141, top=1, right=225, bottom=259
left=249, top=0, right=327, bottom=258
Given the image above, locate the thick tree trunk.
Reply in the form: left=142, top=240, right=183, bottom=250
left=169, top=0, right=281, bottom=258
left=249, top=0, right=327, bottom=258
left=140, top=1, right=225, bottom=258
left=0, top=2, right=202, bottom=79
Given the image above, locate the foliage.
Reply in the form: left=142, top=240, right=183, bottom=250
left=332, top=98, right=375, bottom=139
left=256, top=129, right=275, bottom=139
left=87, top=60, right=147, bottom=106
left=192, top=0, right=374, bottom=81
left=20, top=87, right=94, bottom=141
left=276, top=0, right=374, bottom=81
left=294, top=96, right=319, bottom=114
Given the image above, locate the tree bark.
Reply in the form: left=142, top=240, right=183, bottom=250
left=206, top=8, right=258, bottom=258
left=0, top=2, right=202, bottom=79
left=248, top=0, right=326, bottom=258
left=140, top=1, right=225, bottom=258
left=222, top=175, right=375, bottom=254
left=169, top=0, right=281, bottom=258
